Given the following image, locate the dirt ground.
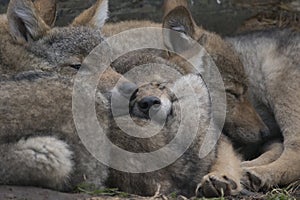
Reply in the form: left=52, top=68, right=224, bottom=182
left=0, top=185, right=299, bottom=200
left=0, top=186, right=155, bottom=200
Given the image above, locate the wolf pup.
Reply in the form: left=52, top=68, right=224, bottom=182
left=0, top=0, right=107, bottom=76
left=227, top=29, right=300, bottom=191
left=162, top=0, right=299, bottom=192
left=0, top=0, right=111, bottom=191
left=0, top=1, right=244, bottom=197
left=0, top=66, right=243, bottom=199
left=161, top=0, right=270, bottom=159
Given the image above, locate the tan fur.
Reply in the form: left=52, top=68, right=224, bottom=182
left=0, top=14, right=50, bottom=74
left=7, top=0, right=50, bottom=44
left=199, top=136, right=242, bottom=197
left=0, top=67, right=126, bottom=190
left=107, top=74, right=242, bottom=197
left=228, top=30, right=300, bottom=190
left=0, top=0, right=279, bottom=196
left=161, top=0, right=300, bottom=192
left=72, top=0, right=108, bottom=28
left=163, top=0, right=188, bottom=18
left=33, top=0, right=57, bottom=27
left=241, top=141, right=283, bottom=168
left=102, top=20, right=160, bottom=36
left=0, top=0, right=110, bottom=190
left=97, top=2, right=272, bottom=195
left=101, top=3, right=270, bottom=152
left=0, top=0, right=107, bottom=75
left=161, top=1, right=269, bottom=153
left=0, top=1, right=241, bottom=197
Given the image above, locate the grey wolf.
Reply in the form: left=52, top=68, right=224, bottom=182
left=162, top=0, right=299, bottom=192
left=0, top=0, right=107, bottom=75
left=0, top=0, right=241, bottom=198
left=228, top=29, right=300, bottom=191
left=0, top=0, right=110, bottom=191
left=161, top=0, right=271, bottom=158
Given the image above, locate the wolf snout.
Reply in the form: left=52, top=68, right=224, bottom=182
left=117, top=82, right=138, bottom=98
left=138, top=96, right=162, bottom=114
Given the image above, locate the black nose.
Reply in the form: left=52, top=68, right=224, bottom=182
left=260, top=127, right=271, bottom=140
left=138, top=96, right=161, bottom=113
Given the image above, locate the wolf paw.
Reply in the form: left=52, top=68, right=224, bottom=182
left=241, top=167, right=269, bottom=192
left=196, top=173, right=240, bottom=198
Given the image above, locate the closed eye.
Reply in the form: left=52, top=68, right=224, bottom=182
left=69, top=63, right=82, bottom=70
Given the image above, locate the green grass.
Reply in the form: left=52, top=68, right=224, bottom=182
left=75, top=183, right=130, bottom=198
left=74, top=181, right=300, bottom=200
left=263, top=181, right=300, bottom=200
left=195, top=198, right=225, bottom=200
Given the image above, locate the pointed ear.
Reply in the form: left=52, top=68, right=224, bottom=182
left=34, top=0, right=57, bottom=27
left=72, top=0, right=109, bottom=29
left=162, top=6, right=196, bottom=53
left=163, top=0, right=189, bottom=18
left=7, top=0, right=50, bottom=44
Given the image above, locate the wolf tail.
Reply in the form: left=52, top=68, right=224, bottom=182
left=0, top=136, right=74, bottom=190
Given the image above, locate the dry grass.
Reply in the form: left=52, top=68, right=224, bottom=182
left=75, top=180, right=300, bottom=200
left=233, top=0, right=300, bottom=33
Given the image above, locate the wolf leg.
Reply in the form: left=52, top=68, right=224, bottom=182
left=242, top=67, right=300, bottom=191
left=197, top=136, right=242, bottom=197
left=0, top=136, right=74, bottom=190
left=242, top=140, right=300, bottom=191
left=242, top=140, right=283, bottom=167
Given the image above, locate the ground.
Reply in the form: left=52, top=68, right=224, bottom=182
left=0, top=184, right=299, bottom=200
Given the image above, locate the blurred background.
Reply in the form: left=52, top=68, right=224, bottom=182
left=0, top=0, right=299, bottom=35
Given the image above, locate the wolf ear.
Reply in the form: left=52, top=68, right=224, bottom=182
left=34, top=0, right=57, bottom=27
left=7, top=0, right=50, bottom=44
left=72, top=0, right=109, bottom=29
left=162, top=5, right=196, bottom=53
left=163, top=0, right=189, bottom=18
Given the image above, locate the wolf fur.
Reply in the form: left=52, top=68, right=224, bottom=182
left=159, top=1, right=271, bottom=158
left=0, top=0, right=107, bottom=76
left=227, top=29, right=300, bottom=191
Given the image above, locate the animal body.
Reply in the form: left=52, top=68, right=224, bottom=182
left=227, top=29, right=300, bottom=191
left=162, top=0, right=299, bottom=192
left=161, top=0, right=270, bottom=151
left=0, top=0, right=106, bottom=76
left=0, top=0, right=242, bottom=198
left=1, top=0, right=289, bottom=197
left=0, top=69, right=242, bottom=198
left=102, top=2, right=270, bottom=156
left=0, top=0, right=110, bottom=191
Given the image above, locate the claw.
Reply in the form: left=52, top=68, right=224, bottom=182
left=195, top=182, right=202, bottom=197
left=197, top=173, right=240, bottom=198
left=242, top=168, right=264, bottom=192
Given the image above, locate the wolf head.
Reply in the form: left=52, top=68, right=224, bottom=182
left=161, top=0, right=270, bottom=145
left=4, top=0, right=108, bottom=71
left=109, top=74, right=213, bottom=196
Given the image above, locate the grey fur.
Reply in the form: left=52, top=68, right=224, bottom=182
left=227, top=29, right=300, bottom=190
left=0, top=1, right=243, bottom=197
left=0, top=72, right=113, bottom=191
